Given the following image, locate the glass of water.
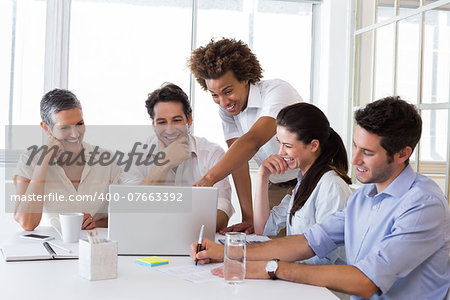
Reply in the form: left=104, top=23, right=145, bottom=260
left=224, top=232, right=246, bottom=284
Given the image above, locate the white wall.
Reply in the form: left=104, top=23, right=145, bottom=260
left=314, top=0, right=353, bottom=146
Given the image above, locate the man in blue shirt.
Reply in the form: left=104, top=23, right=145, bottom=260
left=191, top=97, right=450, bottom=299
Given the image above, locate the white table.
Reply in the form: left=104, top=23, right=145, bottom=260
left=0, top=227, right=339, bottom=300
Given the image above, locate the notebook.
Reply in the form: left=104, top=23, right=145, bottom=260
left=108, top=184, right=218, bottom=255
left=1, top=242, right=78, bottom=262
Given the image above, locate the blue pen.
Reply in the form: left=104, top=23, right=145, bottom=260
left=195, top=225, right=205, bottom=266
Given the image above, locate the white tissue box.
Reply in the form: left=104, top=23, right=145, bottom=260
left=78, top=239, right=118, bottom=281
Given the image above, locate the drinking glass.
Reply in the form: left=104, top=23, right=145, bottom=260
left=223, top=232, right=246, bottom=284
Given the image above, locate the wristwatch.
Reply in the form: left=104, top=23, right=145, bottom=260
left=265, top=259, right=280, bottom=280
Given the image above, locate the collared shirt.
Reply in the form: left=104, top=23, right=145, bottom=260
left=219, top=79, right=303, bottom=183
left=305, top=165, right=450, bottom=299
left=119, top=135, right=234, bottom=218
left=13, top=142, right=122, bottom=223
left=264, top=170, right=351, bottom=264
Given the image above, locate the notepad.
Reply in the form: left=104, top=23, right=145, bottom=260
left=1, top=242, right=78, bottom=262
left=135, top=256, right=169, bottom=267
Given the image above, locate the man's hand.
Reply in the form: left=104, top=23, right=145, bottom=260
left=210, top=261, right=269, bottom=279
left=163, top=138, right=190, bottom=168
left=193, top=174, right=215, bottom=187
left=82, top=213, right=96, bottom=230
left=46, top=135, right=65, bottom=162
left=220, top=221, right=254, bottom=235
left=189, top=238, right=224, bottom=264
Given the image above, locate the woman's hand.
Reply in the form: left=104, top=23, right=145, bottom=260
left=82, top=213, right=96, bottom=230
left=259, top=155, right=289, bottom=177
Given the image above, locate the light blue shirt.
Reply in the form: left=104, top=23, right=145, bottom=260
left=305, top=165, right=450, bottom=299
left=264, top=170, right=351, bottom=264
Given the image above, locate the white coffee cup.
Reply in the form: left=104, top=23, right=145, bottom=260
left=50, top=213, right=84, bottom=243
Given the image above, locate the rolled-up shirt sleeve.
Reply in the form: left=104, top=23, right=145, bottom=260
left=259, top=83, right=302, bottom=119
left=353, top=196, right=447, bottom=295
left=304, top=209, right=345, bottom=258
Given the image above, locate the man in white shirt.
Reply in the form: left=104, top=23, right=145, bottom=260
left=189, top=38, right=303, bottom=233
left=119, top=83, right=233, bottom=231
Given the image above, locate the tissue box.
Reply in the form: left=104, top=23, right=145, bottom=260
left=78, top=239, right=118, bottom=281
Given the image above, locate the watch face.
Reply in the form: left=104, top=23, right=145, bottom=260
left=266, top=260, right=278, bottom=272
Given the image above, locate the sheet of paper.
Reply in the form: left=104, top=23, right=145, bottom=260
left=49, top=242, right=79, bottom=258
left=217, top=234, right=271, bottom=245
left=245, top=234, right=271, bottom=243
left=157, top=263, right=223, bottom=283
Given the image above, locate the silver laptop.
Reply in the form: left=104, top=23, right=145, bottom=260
left=108, top=184, right=217, bottom=255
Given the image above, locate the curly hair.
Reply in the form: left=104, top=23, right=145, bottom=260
left=145, top=83, right=192, bottom=119
left=355, top=96, right=422, bottom=163
left=188, top=38, right=263, bottom=90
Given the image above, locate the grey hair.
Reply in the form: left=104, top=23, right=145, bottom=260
left=40, top=89, right=82, bottom=127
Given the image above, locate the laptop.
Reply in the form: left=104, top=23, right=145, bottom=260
left=108, top=184, right=217, bottom=255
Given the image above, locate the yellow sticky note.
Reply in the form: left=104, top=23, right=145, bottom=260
left=135, top=256, right=169, bottom=267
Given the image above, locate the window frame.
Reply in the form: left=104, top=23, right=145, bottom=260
left=350, top=0, right=450, bottom=199
left=2, top=0, right=321, bottom=164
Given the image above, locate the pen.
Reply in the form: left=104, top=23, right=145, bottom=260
left=195, top=225, right=205, bottom=266
left=43, top=242, right=56, bottom=256
left=47, top=241, right=72, bottom=253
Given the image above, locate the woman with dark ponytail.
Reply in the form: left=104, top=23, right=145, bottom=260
left=254, top=102, right=352, bottom=264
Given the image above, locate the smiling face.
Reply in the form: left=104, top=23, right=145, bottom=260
left=351, top=126, right=409, bottom=192
left=48, top=108, right=85, bottom=153
left=205, top=70, right=250, bottom=116
left=152, top=101, right=192, bottom=147
left=276, top=125, right=319, bottom=174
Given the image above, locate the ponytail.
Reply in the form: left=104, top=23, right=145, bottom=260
left=276, top=103, right=351, bottom=225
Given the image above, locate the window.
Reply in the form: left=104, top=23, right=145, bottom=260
left=194, top=0, right=313, bottom=147
left=352, top=0, right=450, bottom=199
left=2, top=0, right=316, bottom=147
left=1, top=0, right=47, bottom=149
left=69, top=0, right=192, bottom=125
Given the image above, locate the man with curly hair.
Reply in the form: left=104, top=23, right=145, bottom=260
left=189, top=38, right=302, bottom=233
left=191, top=97, right=450, bottom=299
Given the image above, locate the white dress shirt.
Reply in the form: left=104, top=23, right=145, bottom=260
left=119, top=135, right=234, bottom=218
left=219, top=79, right=303, bottom=183
left=264, top=170, right=351, bottom=264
